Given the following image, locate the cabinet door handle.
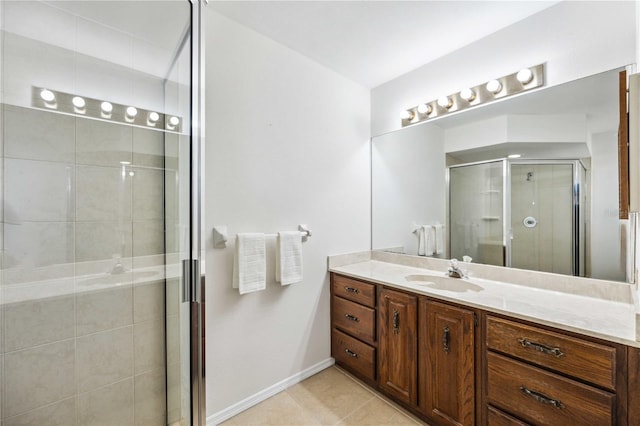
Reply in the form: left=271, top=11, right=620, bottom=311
left=393, top=310, right=400, bottom=334
left=519, top=386, right=565, bottom=409
left=345, top=348, right=358, bottom=358
left=345, top=314, right=359, bottom=322
left=518, top=338, right=564, bottom=358
left=344, top=286, right=360, bottom=294
left=443, top=326, right=450, bottom=353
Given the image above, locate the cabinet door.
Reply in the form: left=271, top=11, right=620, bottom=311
left=378, top=288, right=417, bottom=405
left=420, top=299, right=475, bottom=426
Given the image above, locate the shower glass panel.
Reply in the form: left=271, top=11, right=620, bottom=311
left=449, top=160, right=505, bottom=266
left=510, top=164, right=575, bottom=275
left=449, top=159, right=584, bottom=276
left=0, top=1, right=200, bottom=425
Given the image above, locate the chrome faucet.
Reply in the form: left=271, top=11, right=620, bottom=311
left=447, top=258, right=466, bottom=278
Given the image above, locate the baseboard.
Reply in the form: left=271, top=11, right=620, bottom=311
left=207, top=358, right=335, bottom=426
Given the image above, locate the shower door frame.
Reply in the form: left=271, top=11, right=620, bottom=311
left=187, top=1, right=206, bottom=425
left=506, top=159, right=586, bottom=277
left=447, top=158, right=586, bottom=276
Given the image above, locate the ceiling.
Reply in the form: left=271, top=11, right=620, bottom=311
left=209, top=1, right=560, bottom=88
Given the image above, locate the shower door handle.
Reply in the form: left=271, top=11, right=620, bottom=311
left=182, top=259, right=200, bottom=303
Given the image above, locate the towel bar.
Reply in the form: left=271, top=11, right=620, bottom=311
left=212, top=224, right=312, bottom=248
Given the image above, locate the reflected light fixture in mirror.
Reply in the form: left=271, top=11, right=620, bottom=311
left=32, top=87, right=181, bottom=132
left=401, top=63, right=545, bottom=127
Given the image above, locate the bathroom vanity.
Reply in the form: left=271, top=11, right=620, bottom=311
left=328, top=251, right=640, bottom=425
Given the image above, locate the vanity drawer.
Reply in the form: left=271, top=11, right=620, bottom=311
left=487, top=406, right=529, bottom=426
left=332, top=274, right=376, bottom=308
left=333, top=296, right=376, bottom=343
left=486, top=316, right=616, bottom=390
left=332, top=328, right=375, bottom=381
left=487, top=352, right=615, bottom=425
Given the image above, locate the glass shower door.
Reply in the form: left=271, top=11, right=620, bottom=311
left=449, top=160, right=505, bottom=266
left=0, top=1, right=203, bottom=425
left=510, top=163, right=575, bottom=275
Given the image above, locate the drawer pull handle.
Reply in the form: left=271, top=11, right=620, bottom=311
left=345, top=314, right=360, bottom=322
left=519, top=386, right=565, bottom=409
left=443, top=326, right=450, bottom=353
left=393, top=310, right=400, bottom=334
left=344, top=286, right=360, bottom=294
left=345, top=348, right=358, bottom=358
left=518, top=338, right=564, bottom=358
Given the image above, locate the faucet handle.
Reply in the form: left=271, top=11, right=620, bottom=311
left=450, top=258, right=458, bottom=266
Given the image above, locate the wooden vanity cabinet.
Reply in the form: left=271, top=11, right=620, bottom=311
left=484, top=314, right=625, bottom=425
left=330, top=274, right=377, bottom=385
left=378, top=287, right=418, bottom=405
left=329, top=272, right=632, bottom=425
left=419, top=299, right=476, bottom=426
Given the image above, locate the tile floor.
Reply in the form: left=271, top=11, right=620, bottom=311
left=220, top=366, right=429, bottom=425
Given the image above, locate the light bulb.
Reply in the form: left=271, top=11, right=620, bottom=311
left=40, top=89, right=55, bottom=102
left=169, top=116, right=180, bottom=126
left=417, top=103, right=432, bottom=115
left=148, top=112, right=160, bottom=123
left=400, top=110, right=414, bottom=120
left=437, top=96, right=452, bottom=109
left=460, top=88, right=476, bottom=101
left=101, top=101, right=113, bottom=113
left=72, top=96, right=86, bottom=109
left=516, top=68, right=534, bottom=84
left=486, top=79, right=502, bottom=94
left=126, top=106, right=138, bottom=118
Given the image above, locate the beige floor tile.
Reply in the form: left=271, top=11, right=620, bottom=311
left=286, top=367, right=376, bottom=425
left=337, top=396, right=422, bottom=426
left=221, top=366, right=430, bottom=426
left=221, top=392, right=320, bottom=426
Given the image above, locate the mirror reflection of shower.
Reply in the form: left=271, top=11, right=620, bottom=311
left=448, top=159, right=586, bottom=276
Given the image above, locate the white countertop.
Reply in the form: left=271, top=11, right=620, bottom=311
left=329, top=254, right=640, bottom=348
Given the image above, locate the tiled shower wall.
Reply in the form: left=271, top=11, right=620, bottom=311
left=0, top=104, right=174, bottom=425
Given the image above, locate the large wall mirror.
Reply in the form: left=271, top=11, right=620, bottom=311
left=372, top=66, right=630, bottom=283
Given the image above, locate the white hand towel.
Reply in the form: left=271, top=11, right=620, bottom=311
left=276, top=231, right=303, bottom=285
left=418, top=226, right=426, bottom=256
left=233, top=233, right=266, bottom=294
left=434, top=224, right=444, bottom=255
left=425, top=225, right=436, bottom=256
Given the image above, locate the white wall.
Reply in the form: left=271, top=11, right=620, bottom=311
left=444, top=114, right=587, bottom=154
left=371, top=1, right=636, bottom=136
left=204, top=10, right=371, bottom=419
left=372, top=123, right=445, bottom=254
left=591, top=131, right=625, bottom=281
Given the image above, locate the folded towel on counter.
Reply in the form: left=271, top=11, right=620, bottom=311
left=233, top=233, right=266, bottom=294
left=434, top=224, right=444, bottom=255
left=276, top=231, right=303, bottom=285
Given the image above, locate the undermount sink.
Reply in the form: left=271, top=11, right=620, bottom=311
left=405, top=274, right=483, bottom=293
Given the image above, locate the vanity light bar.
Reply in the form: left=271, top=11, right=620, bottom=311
left=31, top=86, right=182, bottom=132
left=401, top=63, right=545, bottom=127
